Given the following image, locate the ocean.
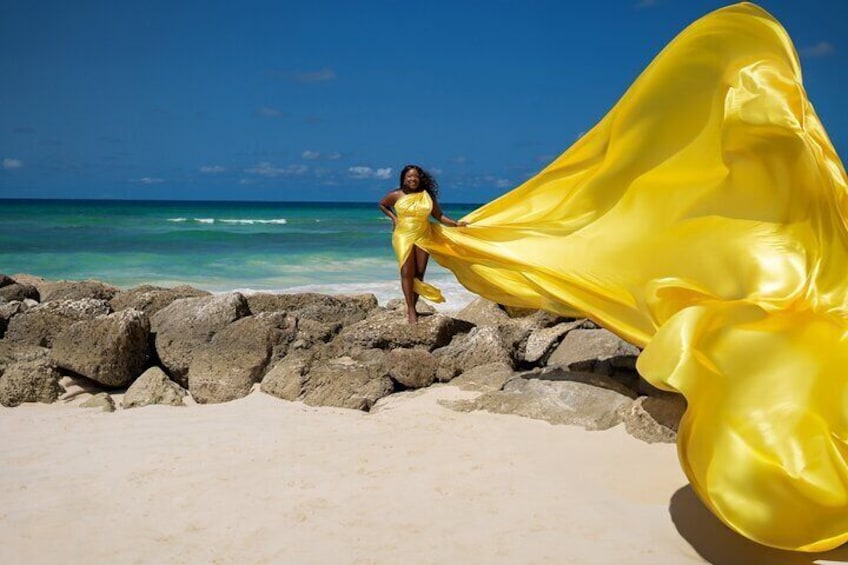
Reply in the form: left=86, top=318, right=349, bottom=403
left=0, top=199, right=480, bottom=310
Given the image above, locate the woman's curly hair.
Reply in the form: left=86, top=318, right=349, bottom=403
left=400, top=164, right=439, bottom=200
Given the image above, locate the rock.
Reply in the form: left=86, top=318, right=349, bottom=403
left=385, top=348, right=438, bottom=389
left=622, top=397, right=679, bottom=443
left=453, top=297, right=510, bottom=327
left=260, top=352, right=316, bottom=401
left=40, top=279, right=121, bottom=302
left=0, top=341, right=50, bottom=369
left=292, top=318, right=342, bottom=350
left=10, top=273, right=50, bottom=298
left=0, top=358, right=63, bottom=407
left=151, top=292, right=251, bottom=386
left=123, top=366, right=187, bottom=408
left=385, top=298, right=437, bottom=314
left=50, top=309, right=151, bottom=387
left=443, top=377, right=633, bottom=431
left=110, top=285, right=210, bottom=317
left=451, top=362, right=517, bottom=392
left=4, top=299, right=112, bottom=347
left=335, top=311, right=474, bottom=353
left=0, top=283, right=40, bottom=302
left=187, top=312, right=297, bottom=404
left=433, top=326, right=514, bottom=382
left=548, top=329, right=641, bottom=375
left=0, top=274, right=16, bottom=288
left=80, top=392, right=115, bottom=412
left=301, top=353, right=394, bottom=411
left=0, top=301, right=26, bottom=338
left=246, top=292, right=378, bottom=326
left=524, top=319, right=586, bottom=364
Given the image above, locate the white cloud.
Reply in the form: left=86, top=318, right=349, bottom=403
left=255, top=106, right=283, bottom=118
left=800, top=41, right=835, bottom=58
left=130, top=177, right=165, bottom=184
left=326, top=151, right=343, bottom=160
left=199, top=165, right=227, bottom=173
left=349, top=166, right=392, bottom=180
left=301, top=150, right=320, bottom=160
left=245, top=162, right=308, bottom=177
left=292, top=68, right=336, bottom=83
left=2, top=158, right=23, bottom=169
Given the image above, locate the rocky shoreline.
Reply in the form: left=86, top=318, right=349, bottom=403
left=0, top=273, right=685, bottom=443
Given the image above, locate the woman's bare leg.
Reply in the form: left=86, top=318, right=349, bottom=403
left=413, top=246, right=430, bottom=310
left=400, top=251, right=418, bottom=323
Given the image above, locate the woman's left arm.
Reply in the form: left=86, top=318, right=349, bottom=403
left=431, top=199, right=468, bottom=227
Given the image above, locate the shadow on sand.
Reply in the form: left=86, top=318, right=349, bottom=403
left=670, top=486, right=848, bottom=565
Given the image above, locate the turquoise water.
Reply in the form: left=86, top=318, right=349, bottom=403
left=0, top=199, right=479, bottom=307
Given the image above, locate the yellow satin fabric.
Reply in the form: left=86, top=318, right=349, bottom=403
left=392, top=190, right=445, bottom=303
left=416, top=2, right=848, bottom=552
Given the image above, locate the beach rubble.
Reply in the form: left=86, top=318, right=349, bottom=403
left=0, top=272, right=686, bottom=443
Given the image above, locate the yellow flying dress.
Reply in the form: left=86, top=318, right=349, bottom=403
left=410, top=2, right=848, bottom=552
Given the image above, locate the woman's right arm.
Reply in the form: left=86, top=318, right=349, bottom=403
left=378, top=191, right=399, bottom=228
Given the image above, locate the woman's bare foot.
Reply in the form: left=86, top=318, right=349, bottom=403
left=407, top=307, right=418, bottom=324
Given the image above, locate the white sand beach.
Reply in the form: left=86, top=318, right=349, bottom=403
left=3, top=385, right=845, bottom=564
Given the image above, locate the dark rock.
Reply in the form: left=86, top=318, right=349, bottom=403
left=110, top=285, right=210, bottom=317
left=0, top=283, right=39, bottom=302
left=385, top=348, right=438, bottom=389
left=0, top=274, right=15, bottom=288
left=80, top=392, right=115, bottom=412
left=50, top=309, right=151, bottom=387
left=0, top=357, right=63, bottom=407
left=123, top=366, right=187, bottom=408
left=4, top=299, right=112, bottom=347
left=41, top=279, right=120, bottom=302
left=151, top=292, right=251, bottom=386
left=187, top=312, right=297, bottom=404
left=442, top=376, right=633, bottom=430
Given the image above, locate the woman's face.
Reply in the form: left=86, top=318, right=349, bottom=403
left=403, top=168, right=421, bottom=190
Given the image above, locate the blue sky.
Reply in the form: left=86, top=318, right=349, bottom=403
left=1, top=0, right=845, bottom=203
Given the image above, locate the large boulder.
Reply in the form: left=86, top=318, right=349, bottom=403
left=151, top=292, right=251, bottom=386
left=0, top=301, right=27, bottom=339
left=123, top=366, right=187, bottom=408
left=443, top=376, right=634, bottom=431
left=290, top=318, right=342, bottom=351
left=335, top=311, right=473, bottom=353
left=0, top=357, right=63, bottom=407
left=433, top=326, right=514, bottom=382
left=0, top=282, right=39, bottom=302
left=0, top=341, right=50, bottom=369
left=300, top=352, right=394, bottom=411
left=260, top=351, right=316, bottom=401
left=9, top=273, right=50, bottom=297
left=548, top=329, right=641, bottom=375
left=110, top=285, right=210, bottom=317
left=246, top=292, right=378, bottom=326
left=385, top=348, right=438, bottom=389
left=4, top=299, right=112, bottom=347
left=50, top=309, right=151, bottom=387
left=453, top=297, right=511, bottom=327
left=40, top=279, right=121, bottom=302
left=187, top=312, right=297, bottom=404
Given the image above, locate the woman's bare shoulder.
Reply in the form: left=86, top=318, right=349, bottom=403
left=380, top=188, right=404, bottom=205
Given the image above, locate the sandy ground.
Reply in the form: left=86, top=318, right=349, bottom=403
left=2, top=386, right=847, bottom=565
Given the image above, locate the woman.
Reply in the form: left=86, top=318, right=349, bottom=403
left=378, top=4, right=847, bottom=551
left=378, top=165, right=467, bottom=323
